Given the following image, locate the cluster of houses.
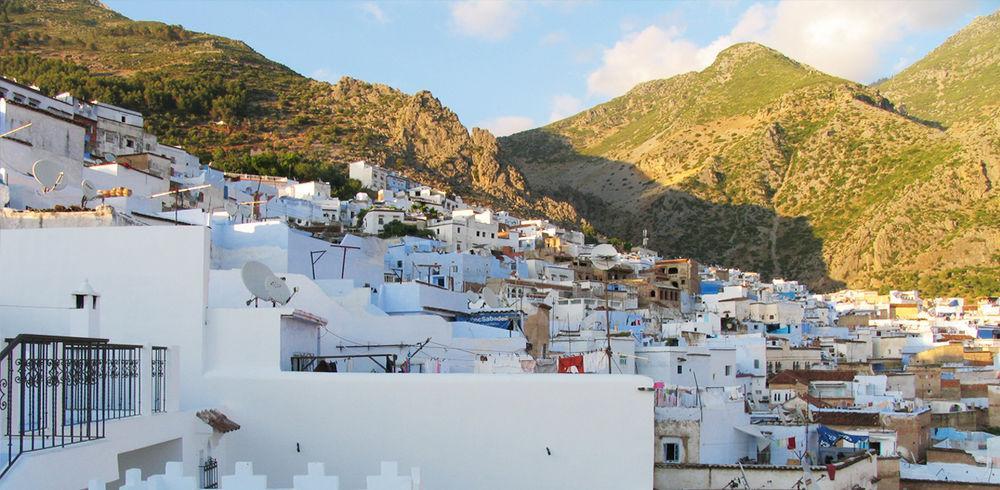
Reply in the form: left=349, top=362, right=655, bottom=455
left=0, top=76, right=999, bottom=489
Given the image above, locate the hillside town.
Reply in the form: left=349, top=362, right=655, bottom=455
left=0, top=71, right=999, bottom=490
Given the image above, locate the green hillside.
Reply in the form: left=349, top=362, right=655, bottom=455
left=876, top=11, right=1000, bottom=127
left=0, top=0, right=577, bottom=221
left=504, top=34, right=999, bottom=296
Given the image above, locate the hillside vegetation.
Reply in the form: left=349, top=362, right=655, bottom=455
left=504, top=34, right=999, bottom=296
left=0, top=0, right=578, bottom=223
left=2, top=0, right=996, bottom=296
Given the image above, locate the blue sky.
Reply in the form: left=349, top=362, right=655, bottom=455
left=105, top=0, right=998, bottom=136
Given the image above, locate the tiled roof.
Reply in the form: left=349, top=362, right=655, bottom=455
left=768, top=370, right=856, bottom=385
left=812, top=410, right=881, bottom=427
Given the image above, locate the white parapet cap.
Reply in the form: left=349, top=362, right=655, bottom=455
left=284, top=309, right=328, bottom=327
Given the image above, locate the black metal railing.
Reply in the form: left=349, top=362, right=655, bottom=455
left=290, top=354, right=397, bottom=373
left=151, top=346, right=167, bottom=413
left=0, top=334, right=143, bottom=478
left=201, top=456, right=219, bottom=488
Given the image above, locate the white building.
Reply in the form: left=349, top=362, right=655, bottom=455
left=0, top=225, right=655, bottom=489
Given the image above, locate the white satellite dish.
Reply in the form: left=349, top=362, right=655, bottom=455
left=103, top=152, right=117, bottom=163
left=32, top=159, right=67, bottom=192
left=264, top=275, right=293, bottom=305
left=81, top=179, right=99, bottom=201
left=590, top=243, right=620, bottom=271
left=896, top=446, right=915, bottom=464
left=482, top=286, right=501, bottom=308
left=224, top=201, right=238, bottom=218
left=241, top=261, right=275, bottom=302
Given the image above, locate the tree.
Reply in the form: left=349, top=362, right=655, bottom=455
left=378, top=220, right=434, bottom=239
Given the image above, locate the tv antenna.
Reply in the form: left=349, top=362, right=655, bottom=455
left=590, top=243, right=620, bottom=374
left=32, top=159, right=67, bottom=193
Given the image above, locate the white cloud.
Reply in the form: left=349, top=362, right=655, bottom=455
left=450, top=0, right=522, bottom=41
left=480, top=116, right=536, bottom=136
left=586, top=0, right=976, bottom=97
left=360, top=2, right=388, bottom=24
left=587, top=25, right=718, bottom=97
left=310, top=68, right=339, bottom=83
left=726, top=1, right=974, bottom=82
left=540, top=30, right=567, bottom=46
left=549, top=94, right=583, bottom=122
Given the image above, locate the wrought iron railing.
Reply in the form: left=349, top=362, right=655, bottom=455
left=201, top=456, right=219, bottom=488
left=0, top=334, right=143, bottom=478
left=151, top=346, right=167, bottom=413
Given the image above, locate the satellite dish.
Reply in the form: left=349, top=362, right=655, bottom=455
left=224, top=201, right=238, bottom=218
left=264, top=275, right=292, bottom=305
left=32, top=159, right=67, bottom=192
left=591, top=243, right=620, bottom=271
left=465, top=290, right=479, bottom=302
left=103, top=152, right=117, bottom=163
left=482, top=286, right=501, bottom=308
left=896, top=446, right=915, bottom=464
left=241, top=261, right=275, bottom=302
left=81, top=179, right=99, bottom=201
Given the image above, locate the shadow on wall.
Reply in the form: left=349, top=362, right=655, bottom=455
left=501, top=130, right=846, bottom=292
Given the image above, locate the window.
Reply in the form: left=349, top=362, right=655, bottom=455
left=676, top=365, right=683, bottom=374
left=396, top=260, right=402, bottom=268
left=725, top=365, right=732, bottom=376
left=792, top=361, right=800, bottom=370
left=125, top=138, right=134, bottom=148
left=662, top=440, right=680, bottom=463
left=121, top=116, right=126, bottom=123
left=754, top=359, right=760, bottom=369
left=75, top=294, right=85, bottom=309
left=378, top=216, right=384, bottom=225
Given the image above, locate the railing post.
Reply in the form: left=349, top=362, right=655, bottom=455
left=141, top=345, right=152, bottom=416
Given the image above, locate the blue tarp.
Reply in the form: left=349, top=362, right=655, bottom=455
left=700, top=281, right=723, bottom=295
left=818, top=425, right=869, bottom=447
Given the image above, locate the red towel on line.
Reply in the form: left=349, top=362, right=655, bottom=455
left=558, top=355, right=584, bottom=374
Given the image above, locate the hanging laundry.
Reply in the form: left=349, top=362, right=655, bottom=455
left=558, top=355, right=584, bottom=373
left=654, top=381, right=667, bottom=407
left=583, top=350, right=609, bottom=373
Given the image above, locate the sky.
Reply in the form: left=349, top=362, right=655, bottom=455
left=105, top=0, right=999, bottom=137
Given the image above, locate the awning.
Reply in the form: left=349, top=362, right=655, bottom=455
left=736, top=425, right=772, bottom=451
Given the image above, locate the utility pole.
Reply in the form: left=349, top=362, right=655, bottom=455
left=606, top=280, right=613, bottom=374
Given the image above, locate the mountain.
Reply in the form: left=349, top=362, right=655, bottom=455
left=2, top=1, right=996, bottom=297
left=503, top=31, right=999, bottom=296
left=0, top=0, right=577, bottom=221
left=876, top=11, right=1000, bottom=128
